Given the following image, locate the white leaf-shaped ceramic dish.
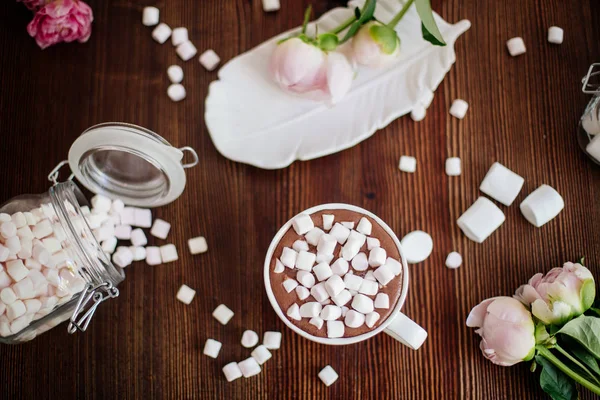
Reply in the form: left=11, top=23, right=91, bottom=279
left=205, top=0, right=471, bottom=169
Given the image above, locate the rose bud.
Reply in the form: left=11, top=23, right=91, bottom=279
left=351, top=21, right=400, bottom=67
left=514, top=262, right=596, bottom=326
left=466, top=297, right=536, bottom=366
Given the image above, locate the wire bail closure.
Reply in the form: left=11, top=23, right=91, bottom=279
left=48, top=160, right=74, bottom=186
left=67, top=282, right=120, bottom=334
left=179, top=146, right=199, bottom=169
left=582, top=63, right=600, bottom=94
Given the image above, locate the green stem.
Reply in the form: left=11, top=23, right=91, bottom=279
left=554, top=344, right=600, bottom=385
left=329, top=15, right=356, bottom=34
left=387, top=0, right=415, bottom=28
left=537, top=346, right=600, bottom=395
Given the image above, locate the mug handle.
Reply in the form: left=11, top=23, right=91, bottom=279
left=384, top=312, right=428, bottom=350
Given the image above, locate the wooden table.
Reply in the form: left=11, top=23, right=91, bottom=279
left=0, top=0, right=599, bottom=398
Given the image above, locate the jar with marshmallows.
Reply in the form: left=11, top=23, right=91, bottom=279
left=579, top=63, right=600, bottom=165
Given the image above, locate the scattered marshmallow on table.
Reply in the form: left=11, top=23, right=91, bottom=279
left=241, top=330, right=259, bottom=348
left=188, top=236, right=207, bottom=255
left=199, top=49, right=220, bottom=71
left=203, top=338, right=222, bottom=358
left=263, top=331, right=282, bottom=349
left=121, top=207, right=136, bottom=226
left=238, top=357, right=261, bottom=378
left=449, top=99, right=469, bottom=119
left=142, top=6, right=159, bottom=26
left=177, top=41, right=198, bottom=62
left=520, top=184, right=564, bottom=228
left=167, top=65, right=184, bottom=84
left=548, top=26, right=564, bottom=44
left=159, top=244, right=178, bottom=263
left=145, top=246, right=161, bottom=266
left=251, top=345, right=272, bottom=365
left=130, top=228, right=147, bottom=247
left=318, top=365, right=339, bottom=386
left=445, top=157, right=462, bottom=176
left=262, top=0, right=280, bottom=12
left=130, top=246, right=146, bottom=261
left=398, top=156, right=417, bottom=173
left=506, top=37, right=526, bottom=56
left=176, top=284, right=196, bottom=304
left=400, top=230, right=433, bottom=264
left=410, top=105, right=426, bottom=122
left=171, top=27, right=189, bottom=46
left=445, top=252, right=463, bottom=269
left=113, top=247, right=134, bottom=268
left=114, top=225, right=132, bottom=240
left=213, top=304, right=234, bottom=325
left=152, top=23, right=172, bottom=44
left=222, top=362, right=243, bottom=382
left=479, top=162, right=525, bottom=206
left=457, top=197, right=506, bottom=243
left=167, top=84, right=186, bottom=102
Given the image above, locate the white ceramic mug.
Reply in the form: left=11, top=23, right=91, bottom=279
left=264, top=204, right=428, bottom=348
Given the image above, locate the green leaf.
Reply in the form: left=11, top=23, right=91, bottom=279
left=358, top=0, right=377, bottom=24
left=415, top=0, right=446, bottom=46
left=369, top=24, right=399, bottom=54
left=589, top=308, right=600, bottom=317
left=535, top=355, right=578, bottom=400
left=302, top=5, right=312, bottom=35
left=317, top=33, right=339, bottom=51
left=558, top=316, right=600, bottom=359
left=580, top=279, right=597, bottom=312
left=341, top=20, right=362, bottom=43
left=571, top=343, right=600, bottom=378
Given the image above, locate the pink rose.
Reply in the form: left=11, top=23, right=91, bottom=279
left=18, top=0, right=50, bottom=11
left=27, top=0, right=93, bottom=50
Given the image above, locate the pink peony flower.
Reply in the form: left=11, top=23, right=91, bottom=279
left=18, top=0, right=50, bottom=11
left=466, top=297, right=536, bottom=367
left=27, top=0, right=93, bottom=50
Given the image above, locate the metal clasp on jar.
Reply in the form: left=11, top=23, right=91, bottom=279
left=67, top=282, right=120, bottom=334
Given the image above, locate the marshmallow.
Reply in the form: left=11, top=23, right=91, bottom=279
left=330, top=258, right=349, bottom=276
left=199, top=49, right=221, bottom=71
left=176, top=284, right=196, bottom=304
left=329, top=223, right=351, bottom=244
left=188, top=236, right=208, bottom=255
left=316, top=253, right=334, bottom=264
left=449, top=99, right=469, bottom=119
left=320, top=305, right=342, bottom=321
left=292, top=240, right=309, bottom=252
left=203, top=338, right=222, bottom=358
left=6, top=300, right=26, bottom=320
left=101, top=237, right=118, bottom=254
left=79, top=206, right=91, bottom=216
left=320, top=298, right=331, bottom=306
left=251, top=345, right=272, bottom=365
left=166, top=65, right=184, bottom=84
left=13, top=278, right=34, bottom=299
left=374, top=293, right=390, bottom=309
left=313, top=262, right=333, bottom=281
left=547, top=26, right=564, bottom=44
left=365, top=271, right=376, bottom=281
left=42, top=237, right=61, bottom=254
left=445, top=157, right=462, bottom=176
left=239, top=357, right=261, bottom=378
left=445, top=252, right=463, bottom=269
left=1, top=287, right=17, bottom=305
left=359, top=279, right=378, bottom=296
left=325, top=274, right=345, bottom=297
left=112, top=248, right=133, bottom=268
left=262, top=0, right=280, bottom=12
left=351, top=252, right=368, bottom=271
left=6, top=260, right=28, bottom=282
left=109, top=199, right=124, bottom=214
left=520, top=184, right=564, bottom=227
left=282, top=278, right=298, bottom=293
left=287, top=303, right=301, bottom=320
left=373, top=264, right=395, bottom=286
left=0, top=214, right=10, bottom=223
left=152, top=23, right=172, bottom=44
left=130, top=229, right=147, bottom=247
left=273, top=259, right=285, bottom=273
left=583, top=106, right=600, bottom=136
left=114, top=225, right=132, bottom=240
left=160, top=244, right=178, bottom=263
left=93, top=224, right=114, bottom=243
left=222, top=362, right=243, bottom=382
left=305, top=228, right=325, bottom=247
left=310, top=282, right=330, bottom=303
left=43, top=269, right=59, bottom=286
left=86, top=213, right=106, bottom=230
left=296, top=270, right=315, bottom=288
left=343, top=274, right=363, bottom=291
left=171, top=27, right=188, bottom=46
left=410, top=105, right=426, bottom=121
left=352, top=294, right=374, bottom=314
left=316, top=234, right=337, bottom=255
left=91, top=195, right=112, bottom=213
left=507, top=37, right=526, bottom=56
left=399, top=156, right=417, bottom=173
left=400, top=230, right=433, bottom=263
left=292, top=214, right=314, bottom=235
left=263, top=331, right=282, bottom=349
left=345, top=310, right=365, bottom=328
left=280, top=247, right=297, bottom=269
left=331, top=289, right=352, bottom=307
left=148, top=219, right=170, bottom=240
left=17, top=238, right=32, bottom=259
left=341, top=221, right=355, bottom=229
left=133, top=208, right=152, bottom=228
left=24, top=298, right=41, bottom=315
left=142, top=6, right=159, bottom=26
left=385, top=257, right=402, bottom=276
left=0, top=245, right=9, bottom=262
left=322, top=214, right=334, bottom=231
left=457, top=197, right=506, bottom=243
left=145, top=246, right=161, bottom=266
left=309, top=316, right=324, bottom=329
left=368, top=247, right=386, bottom=267
left=300, top=302, right=322, bottom=318
left=167, top=84, right=186, bottom=102
left=295, top=285, right=310, bottom=300
left=213, top=304, right=234, bottom=325
left=25, top=258, right=41, bottom=270
left=296, top=251, right=316, bottom=271
left=1, top=222, right=16, bottom=239
left=120, top=207, right=136, bottom=226
left=342, top=231, right=366, bottom=261
left=326, top=320, right=344, bottom=338
left=365, top=311, right=381, bottom=328
left=479, top=162, right=525, bottom=206
left=11, top=213, right=26, bottom=228
left=356, top=219, right=372, bottom=237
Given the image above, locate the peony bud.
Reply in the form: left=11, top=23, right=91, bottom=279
left=351, top=21, right=400, bottom=67
left=514, top=262, right=596, bottom=326
left=467, top=297, right=536, bottom=366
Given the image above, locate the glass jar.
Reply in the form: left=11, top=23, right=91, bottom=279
left=0, top=123, right=197, bottom=343
left=578, top=63, right=600, bottom=165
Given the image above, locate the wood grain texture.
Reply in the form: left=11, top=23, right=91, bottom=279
left=0, top=0, right=599, bottom=398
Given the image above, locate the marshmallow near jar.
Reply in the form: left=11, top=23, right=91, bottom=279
left=167, top=84, right=186, bottom=102
left=547, top=26, right=564, bottom=44
left=171, top=27, right=188, bottom=46
left=199, top=50, right=221, bottom=71
left=506, top=37, right=526, bottom=56
left=457, top=197, right=505, bottom=243
left=142, top=6, right=159, bottom=26
left=176, top=41, right=198, bottom=62
left=520, top=184, right=564, bottom=227
left=479, top=162, right=525, bottom=206
left=152, top=23, right=172, bottom=44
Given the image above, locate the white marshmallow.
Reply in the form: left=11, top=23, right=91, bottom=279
left=91, top=195, right=112, bottom=213
left=309, top=316, right=324, bottom=329
left=239, top=357, right=261, bottom=378
left=262, top=0, right=280, bottom=12
left=410, top=105, right=426, bottom=121
left=17, top=225, right=33, bottom=240
left=313, top=262, right=333, bottom=281
left=199, top=49, right=221, bottom=71
left=5, top=236, right=21, bottom=255
left=101, top=237, right=118, bottom=254
left=300, top=302, right=322, bottom=318
left=263, top=331, right=282, bottom=349
left=331, top=289, right=352, bottom=307
left=342, top=231, right=366, bottom=261
left=0, top=213, right=10, bottom=223
left=316, top=253, right=334, bottom=264
left=351, top=252, right=369, bottom=271
left=329, top=223, right=351, bottom=244
left=330, top=258, right=349, bottom=276
left=25, top=258, right=41, bottom=270
left=320, top=305, right=342, bottom=321
left=318, top=365, right=338, bottom=386
left=133, top=208, right=152, bottom=228
left=213, top=304, right=234, bottom=325
left=145, top=246, right=161, bottom=266
left=305, top=228, right=325, bottom=247
left=113, top=248, right=133, bottom=268
left=167, top=65, right=184, bottom=84
left=322, top=214, right=334, bottom=231
left=373, top=264, right=395, bottom=286
left=341, top=221, right=354, bottom=229
left=6, top=300, right=26, bottom=320
left=296, top=270, right=315, bottom=288
left=86, top=213, right=107, bottom=230
left=359, top=279, right=378, bottom=296
left=241, top=330, right=259, bottom=348
left=445, top=252, right=463, bottom=269
left=520, top=184, right=564, bottom=228
left=17, top=238, right=32, bottom=259
left=547, top=26, right=564, bottom=45
left=43, top=269, right=60, bottom=286
left=365, top=271, right=376, bottom=281
left=445, top=157, right=462, bottom=176
left=114, top=225, right=132, bottom=240
left=171, top=27, right=188, bottom=46
left=222, top=362, right=243, bottom=382
left=310, top=282, right=330, bottom=303
left=6, top=260, right=28, bottom=282
left=120, top=207, right=136, bottom=226
left=1, top=287, right=17, bottom=305
left=345, top=310, right=365, bottom=328
left=188, top=236, right=208, bottom=255
left=320, top=298, right=332, bottom=306
left=316, top=234, right=337, bottom=255
left=400, top=230, right=433, bottom=263
left=295, top=285, right=310, bottom=300
left=24, top=299, right=41, bottom=314
left=449, top=99, right=469, bottom=119
left=110, top=199, right=124, bottom=214
left=0, top=221, right=16, bottom=239
left=79, top=206, right=91, bottom=217
left=152, top=23, right=172, bottom=44
left=356, top=218, right=372, bottom=236
left=251, top=345, right=272, bottom=365
left=587, top=133, right=600, bottom=160
left=507, top=37, right=526, bottom=56
left=273, top=259, right=285, bottom=273
left=583, top=108, right=600, bottom=136
left=149, top=219, right=170, bottom=240
left=130, top=229, right=147, bottom=247
left=457, top=197, right=506, bottom=243
left=167, top=83, right=186, bottom=102
left=160, top=244, right=178, bottom=263
left=41, top=237, right=61, bottom=254
left=11, top=212, right=26, bottom=228
left=385, top=257, right=402, bottom=276
left=399, top=156, right=417, bottom=173
left=280, top=247, right=297, bottom=269
left=479, top=162, right=525, bottom=206
left=176, top=284, right=196, bottom=304
left=296, top=251, right=316, bottom=271
left=282, top=278, right=298, bottom=293
left=203, top=338, right=222, bottom=358
left=326, top=320, right=344, bottom=338
left=0, top=245, right=9, bottom=262
left=374, top=293, right=390, bottom=309
left=368, top=247, right=386, bottom=267
left=292, top=240, right=309, bottom=252
left=352, top=294, right=374, bottom=314
left=13, top=278, right=34, bottom=299
left=292, top=214, right=314, bottom=235
left=365, top=311, right=381, bottom=328
left=287, top=303, right=301, bottom=320
left=325, top=274, right=345, bottom=297
left=142, top=6, right=159, bottom=26
left=343, top=274, right=363, bottom=291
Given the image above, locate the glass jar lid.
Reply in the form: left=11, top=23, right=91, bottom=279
left=63, top=123, right=198, bottom=207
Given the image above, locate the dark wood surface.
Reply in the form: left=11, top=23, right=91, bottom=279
left=1, top=0, right=599, bottom=398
